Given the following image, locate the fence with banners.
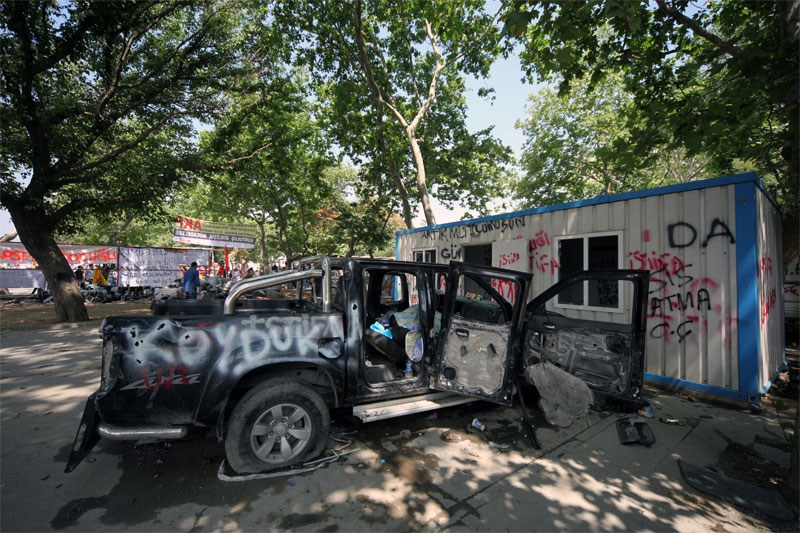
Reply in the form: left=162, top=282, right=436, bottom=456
left=0, top=243, right=213, bottom=289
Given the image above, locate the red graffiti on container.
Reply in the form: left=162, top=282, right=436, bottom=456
left=530, top=231, right=550, bottom=251
left=497, top=252, right=521, bottom=268
left=627, top=250, right=687, bottom=276
left=528, top=231, right=558, bottom=275
left=760, top=288, right=777, bottom=327
left=491, top=278, right=518, bottom=304
left=786, top=282, right=799, bottom=296
left=758, top=257, right=773, bottom=277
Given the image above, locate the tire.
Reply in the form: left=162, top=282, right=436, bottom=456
left=224, top=380, right=330, bottom=474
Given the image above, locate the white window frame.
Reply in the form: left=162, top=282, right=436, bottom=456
left=412, top=248, right=438, bottom=264
left=553, top=230, right=624, bottom=313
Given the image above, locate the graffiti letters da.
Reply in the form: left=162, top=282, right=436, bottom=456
left=629, top=218, right=736, bottom=344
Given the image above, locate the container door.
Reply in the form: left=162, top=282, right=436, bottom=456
left=433, top=262, right=531, bottom=405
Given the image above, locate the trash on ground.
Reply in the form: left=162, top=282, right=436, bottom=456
left=489, top=442, right=511, bottom=451
left=637, top=405, right=654, bottom=418
left=471, top=418, right=486, bottom=432
left=400, top=429, right=412, bottom=438
left=441, top=430, right=462, bottom=442
left=660, top=417, right=685, bottom=426
left=217, top=447, right=360, bottom=482
left=616, top=417, right=656, bottom=446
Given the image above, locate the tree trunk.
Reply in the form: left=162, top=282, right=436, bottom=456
left=375, top=104, right=414, bottom=229
left=379, top=136, right=415, bottom=229
left=109, top=212, right=136, bottom=246
left=407, top=133, right=436, bottom=226
left=8, top=208, right=88, bottom=322
left=257, top=219, right=268, bottom=268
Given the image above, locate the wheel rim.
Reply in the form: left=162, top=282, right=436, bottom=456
left=250, top=403, right=312, bottom=464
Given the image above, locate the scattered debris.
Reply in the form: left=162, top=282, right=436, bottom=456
left=488, top=442, right=511, bottom=451
left=660, top=417, right=685, bottom=426
left=441, top=430, right=462, bottom=442
left=524, top=362, right=593, bottom=428
left=399, top=429, right=412, bottom=438
left=637, top=405, right=654, bottom=418
left=616, top=417, right=656, bottom=446
left=217, top=447, right=360, bottom=483
left=471, top=418, right=486, bottom=432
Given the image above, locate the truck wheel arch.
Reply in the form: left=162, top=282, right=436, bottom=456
left=214, top=363, right=339, bottom=441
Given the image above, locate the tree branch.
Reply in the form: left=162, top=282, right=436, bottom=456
left=444, top=0, right=507, bottom=67
left=353, top=0, right=410, bottom=129
left=654, top=0, right=745, bottom=61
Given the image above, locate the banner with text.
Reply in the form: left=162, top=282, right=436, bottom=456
left=118, top=247, right=211, bottom=287
left=172, top=215, right=257, bottom=249
left=0, top=243, right=117, bottom=268
left=0, top=269, right=46, bottom=288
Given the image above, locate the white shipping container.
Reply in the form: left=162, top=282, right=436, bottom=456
left=396, top=173, right=785, bottom=403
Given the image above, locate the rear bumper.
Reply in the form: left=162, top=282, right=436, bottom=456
left=64, top=395, right=191, bottom=473
left=97, top=424, right=188, bottom=440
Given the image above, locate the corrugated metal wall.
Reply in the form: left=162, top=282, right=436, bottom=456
left=756, top=190, right=784, bottom=393
left=399, top=181, right=748, bottom=395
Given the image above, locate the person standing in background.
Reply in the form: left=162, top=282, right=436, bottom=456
left=92, top=264, right=107, bottom=285
left=75, top=265, right=85, bottom=287
left=184, top=262, right=200, bottom=299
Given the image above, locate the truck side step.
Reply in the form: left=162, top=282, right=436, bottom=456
left=352, top=392, right=477, bottom=423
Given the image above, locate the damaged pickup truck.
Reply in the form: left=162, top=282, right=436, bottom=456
left=66, top=256, right=649, bottom=474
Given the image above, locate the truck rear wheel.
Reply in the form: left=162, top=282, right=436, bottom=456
left=224, top=380, right=330, bottom=474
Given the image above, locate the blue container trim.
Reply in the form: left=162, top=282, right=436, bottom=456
left=644, top=372, right=748, bottom=402
left=397, top=172, right=768, bottom=236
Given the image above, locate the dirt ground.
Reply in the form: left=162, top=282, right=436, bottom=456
left=1, top=297, right=797, bottom=529
left=0, top=300, right=152, bottom=332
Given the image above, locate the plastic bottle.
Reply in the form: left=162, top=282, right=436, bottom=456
left=404, top=362, right=413, bottom=378
left=472, top=418, right=486, bottom=431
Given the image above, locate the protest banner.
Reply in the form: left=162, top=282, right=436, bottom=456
left=0, top=243, right=117, bottom=268
left=118, top=246, right=211, bottom=287
left=172, top=215, right=257, bottom=249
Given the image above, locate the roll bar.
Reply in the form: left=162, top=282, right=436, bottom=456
left=293, top=255, right=332, bottom=308
left=223, top=269, right=324, bottom=315
left=223, top=255, right=333, bottom=314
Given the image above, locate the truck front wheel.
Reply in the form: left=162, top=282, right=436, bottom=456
left=224, top=380, right=330, bottom=474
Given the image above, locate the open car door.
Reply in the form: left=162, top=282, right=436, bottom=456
left=523, top=270, right=650, bottom=407
left=433, top=262, right=531, bottom=405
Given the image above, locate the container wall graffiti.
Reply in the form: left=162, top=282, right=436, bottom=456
left=396, top=177, right=779, bottom=397
left=756, top=189, right=784, bottom=392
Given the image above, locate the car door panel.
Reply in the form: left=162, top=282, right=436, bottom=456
left=438, top=317, right=511, bottom=398
left=434, top=262, right=531, bottom=405
left=525, top=270, right=649, bottom=406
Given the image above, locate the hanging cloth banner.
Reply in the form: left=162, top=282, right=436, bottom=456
left=0, top=243, right=117, bottom=268
left=118, top=246, right=210, bottom=287
left=172, top=215, right=257, bottom=249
